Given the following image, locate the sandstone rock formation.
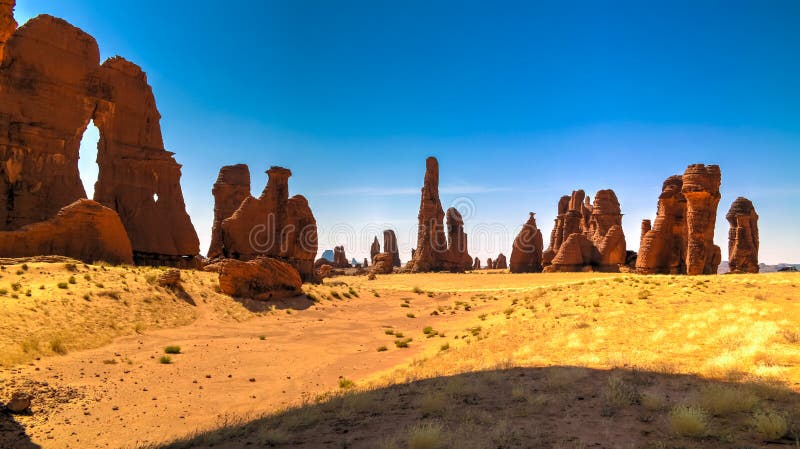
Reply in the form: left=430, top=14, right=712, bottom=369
left=384, top=230, right=401, bottom=267
left=473, top=257, right=481, bottom=270
left=218, top=167, right=318, bottom=281
left=207, top=257, right=302, bottom=300
left=362, top=258, right=369, bottom=268
left=370, top=237, right=380, bottom=264
left=726, top=197, right=759, bottom=273
left=371, top=252, right=394, bottom=275
left=0, top=5, right=200, bottom=265
left=332, top=246, right=350, bottom=268
left=407, top=157, right=472, bottom=272
left=0, top=199, right=132, bottom=264
left=637, top=165, right=721, bottom=275
left=493, top=253, right=508, bottom=270
left=317, top=264, right=332, bottom=279
left=542, top=189, right=627, bottom=272
left=510, top=212, right=544, bottom=273
left=156, top=268, right=181, bottom=288
left=486, top=258, right=493, bottom=269
left=208, top=165, right=251, bottom=259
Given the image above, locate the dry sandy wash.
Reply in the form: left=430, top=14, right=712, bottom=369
left=0, top=262, right=799, bottom=449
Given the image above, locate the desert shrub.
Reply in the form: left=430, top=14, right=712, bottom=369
left=68, top=275, right=77, bottom=284
left=11, top=282, right=21, bottom=291
left=338, top=378, right=355, bottom=389
left=696, top=384, right=758, bottom=415
left=751, top=410, right=788, bottom=440
left=21, top=263, right=28, bottom=271
left=412, top=286, right=424, bottom=294
left=640, top=392, right=665, bottom=411
left=439, top=343, right=449, bottom=351
left=395, top=337, right=412, bottom=348
left=669, top=405, right=708, bottom=437
left=348, top=287, right=359, bottom=297
left=418, top=391, right=448, bottom=416
left=159, top=355, right=172, bottom=364
left=384, top=329, right=395, bottom=335
left=258, top=427, right=290, bottom=445
left=331, top=291, right=342, bottom=300
left=406, top=313, right=416, bottom=318
left=603, top=373, right=639, bottom=408
left=637, top=289, right=651, bottom=300
left=407, top=422, right=444, bottom=449
left=164, top=345, right=181, bottom=354
left=57, top=282, right=68, bottom=289
left=49, top=337, right=68, bottom=355
left=305, top=292, right=319, bottom=302
left=377, top=345, right=388, bottom=352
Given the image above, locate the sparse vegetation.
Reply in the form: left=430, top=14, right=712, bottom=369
left=669, top=405, right=708, bottom=438
left=159, top=355, right=172, bottom=364
left=164, top=345, right=181, bottom=354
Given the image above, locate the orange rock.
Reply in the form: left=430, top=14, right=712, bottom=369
left=493, top=253, right=508, bottom=270
left=0, top=199, right=133, bottom=264
left=636, top=175, right=687, bottom=274
left=726, top=197, right=759, bottom=273
left=207, top=257, right=302, bottom=300
left=0, top=8, right=199, bottom=265
left=369, top=236, right=380, bottom=264
left=371, top=252, right=394, bottom=275
left=682, top=164, right=722, bottom=275
left=472, top=257, right=481, bottom=270
left=408, top=157, right=472, bottom=272
left=510, top=212, right=544, bottom=273
left=383, top=230, right=401, bottom=267
left=220, top=167, right=318, bottom=281
left=332, top=245, right=351, bottom=268
left=208, top=164, right=251, bottom=259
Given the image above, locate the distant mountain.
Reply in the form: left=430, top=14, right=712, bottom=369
left=718, top=261, right=800, bottom=274
left=320, top=249, right=334, bottom=261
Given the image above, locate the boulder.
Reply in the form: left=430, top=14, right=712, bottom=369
left=0, top=199, right=132, bottom=264
left=208, top=257, right=302, bottom=300
left=156, top=268, right=181, bottom=288
left=0, top=6, right=199, bottom=265
left=408, top=157, right=472, bottom=272
left=510, top=212, right=544, bottom=273
left=317, top=264, right=332, bottom=279
left=726, top=197, right=759, bottom=273
left=371, top=252, right=394, bottom=274
left=6, top=391, right=31, bottom=413
left=220, top=167, right=318, bottom=281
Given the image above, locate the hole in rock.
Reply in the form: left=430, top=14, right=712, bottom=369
left=78, top=120, right=100, bottom=199
left=153, top=193, right=159, bottom=202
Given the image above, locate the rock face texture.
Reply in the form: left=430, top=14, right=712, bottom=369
left=208, top=165, right=251, bottom=259
left=510, top=212, right=544, bottom=273
left=486, top=258, right=493, bottom=269
left=408, top=157, right=472, bottom=272
left=371, top=252, right=394, bottom=275
left=332, top=246, right=350, bottom=268
left=0, top=6, right=200, bottom=265
left=208, top=257, right=302, bottom=300
left=218, top=167, right=318, bottom=281
left=473, top=257, right=481, bottom=270
left=726, top=197, right=759, bottom=273
left=636, top=165, right=721, bottom=275
left=0, top=199, right=132, bottom=264
left=493, top=253, right=508, bottom=270
left=542, top=189, right=627, bottom=272
left=384, top=230, right=401, bottom=267
left=370, top=237, right=380, bottom=264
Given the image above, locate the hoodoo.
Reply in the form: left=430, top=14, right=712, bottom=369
left=510, top=212, right=544, bottom=273
left=726, top=197, right=759, bottom=274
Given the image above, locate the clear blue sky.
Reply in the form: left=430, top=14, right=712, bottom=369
left=15, top=0, right=800, bottom=263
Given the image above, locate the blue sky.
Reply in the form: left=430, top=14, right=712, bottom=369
left=14, top=0, right=800, bottom=263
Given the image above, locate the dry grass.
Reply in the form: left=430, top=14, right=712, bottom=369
left=669, top=405, right=709, bottom=437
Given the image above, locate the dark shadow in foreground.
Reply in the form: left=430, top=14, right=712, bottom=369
left=230, top=294, right=315, bottom=313
left=0, top=410, right=41, bottom=449
left=139, top=366, right=800, bottom=449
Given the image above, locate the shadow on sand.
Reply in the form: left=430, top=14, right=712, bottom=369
left=0, top=410, right=41, bottom=449
left=142, top=366, right=800, bottom=449
left=230, top=294, right=315, bottom=313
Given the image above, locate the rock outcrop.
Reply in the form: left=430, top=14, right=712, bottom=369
left=384, top=230, right=401, bottom=267
left=207, top=257, right=302, bottom=300
left=371, top=252, right=394, bottom=275
left=636, top=165, right=721, bottom=275
left=542, top=189, right=626, bottom=272
left=218, top=167, right=318, bottom=281
left=332, top=246, right=350, bottom=268
left=370, top=237, right=380, bottom=264
left=726, top=197, right=759, bottom=273
left=493, top=253, right=508, bottom=270
left=407, top=157, right=472, bottom=272
left=0, top=5, right=200, bottom=265
left=510, top=212, right=544, bottom=273
left=208, top=165, right=251, bottom=259
left=486, top=258, right=493, bottom=269
left=473, top=257, right=481, bottom=270
left=0, top=199, right=132, bottom=264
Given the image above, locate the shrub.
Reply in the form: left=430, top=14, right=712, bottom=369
left=395, top=338, right=412, bottom=348
left=57, top=282, right=68, bottom=289
left=377, top=345, right=388, bottom=352
left=21, top=263, right=28, bottom=271
left=406, top=313, right=416, bottom=318
left=407, top=422, right=444, bottom=449
left=338, top=378, right=355, bottom=389
left=751, top=410, right=788, bottom=440
left=68, top=275, right=77, bottom=284
left=49, top=337, right=68, bottom=355
left=603, top=374, right=639, bottom=408
left=164, top=345, right=181, bottom=354
left=331, top=291, right=342, bottom=300
left=258, top=427, right=290, bottom=445
left=159, top=355, right=172, bottom=364
left=11, top=282, right=21, bottom=291
left=440, top=343, right=449, bottom=351
left=384, top=329, right=395, bottom=335
left=669, top=405, right=708, bottom=438
left=696, top=384, right=758, bottom=416
left=412, top=286, right=424, bottom=294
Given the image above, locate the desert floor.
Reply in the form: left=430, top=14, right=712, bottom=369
left=1, top=262, right=799, bottom=449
